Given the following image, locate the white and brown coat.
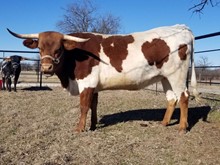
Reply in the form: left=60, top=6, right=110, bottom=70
left=7, top=24, right=198, bottom=133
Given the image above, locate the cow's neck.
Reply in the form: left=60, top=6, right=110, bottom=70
left=56, top=71, right=69, bottom=88
left=55, top=53, right=76, bottom=88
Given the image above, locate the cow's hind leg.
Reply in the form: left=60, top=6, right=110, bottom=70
left=76, top=88, right=95, bottom=133
left=161, top=99, right=177, bottom=126
left=161, top=78, right=177, bottom=126
left=162, top=76, right=189, bottom=134
left=179, top=89, right=190, bottom=134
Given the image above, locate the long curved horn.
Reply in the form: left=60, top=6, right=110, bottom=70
left=7, top=28, right=39, bottom=39
left=63, top=34, right=90, bottom=42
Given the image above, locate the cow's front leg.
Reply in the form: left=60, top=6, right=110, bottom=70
left=75, top=88, right=95, bottom=133
left=13, top=77, right=18, bottom=92
left=2, top=77, right=6, bottom=90
left=90, top=93, right=98, bottom=131
left=13, top=70, right=20, bottom=92
left=6, top=78, right=12, bottom=92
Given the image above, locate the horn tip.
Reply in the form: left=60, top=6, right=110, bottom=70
left=7, top=28, right=12, bottom=33
left=6, top=28, right=39, bottom=39
left=7, top=28, right=17, bottom=37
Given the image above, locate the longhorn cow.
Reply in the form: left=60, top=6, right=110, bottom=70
left=7, top=24, right=198, bottom=133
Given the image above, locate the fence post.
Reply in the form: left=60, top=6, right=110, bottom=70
left=40, top=72, right=42, bottom=88
left=37, top=60, right=40, bottom=83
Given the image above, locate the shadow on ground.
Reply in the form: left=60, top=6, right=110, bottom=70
left=99, top=106, right=211, bottom=131
left=21, top=86, right=53, bottom=91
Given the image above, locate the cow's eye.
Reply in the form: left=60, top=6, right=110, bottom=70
left=38, top=47, right=44, bottom=52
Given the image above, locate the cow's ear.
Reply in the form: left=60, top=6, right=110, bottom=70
left=63, top=40, right=76, bottom=50
left=23, top=39, right=38, bottom=49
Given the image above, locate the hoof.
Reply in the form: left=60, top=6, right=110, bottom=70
left=178, top=128, right=188, bottom=135
left=75, top=127, right=85, bottom=133
left=90, top=122, right=97, bottom=131
left=161, top=121, right=168, bottom=127
left=90, top=126, right=96, bottom=131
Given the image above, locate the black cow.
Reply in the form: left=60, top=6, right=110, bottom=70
left=1, top=55, right=25, bottom=92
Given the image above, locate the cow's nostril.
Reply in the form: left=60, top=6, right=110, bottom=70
left=48, top=64, right=53, bottom=71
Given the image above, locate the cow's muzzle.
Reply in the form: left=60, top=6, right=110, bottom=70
left=40, top=54, right=62, bottom=75
left=41, top=63, right=54, bottom=75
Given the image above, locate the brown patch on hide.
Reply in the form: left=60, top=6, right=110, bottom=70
left=102, top=35, right=134, bottom=72
left=142, top=39, right=170, bottom=68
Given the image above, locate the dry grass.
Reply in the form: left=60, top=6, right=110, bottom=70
left=19, top=71, right=60, bottom=83
left=0, top=87, right=220, bottom=164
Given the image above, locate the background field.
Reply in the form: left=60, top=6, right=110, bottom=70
left=0, top=87, right=220, bottom=164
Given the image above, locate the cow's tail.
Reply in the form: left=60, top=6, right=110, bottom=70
left=190, top=37, right=200, bottom=102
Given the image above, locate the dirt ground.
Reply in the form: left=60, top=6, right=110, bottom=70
left=0, top=87, right=220, bottom=165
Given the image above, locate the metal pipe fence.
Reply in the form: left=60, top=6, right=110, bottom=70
left=0, top=30, right=220, bottom=89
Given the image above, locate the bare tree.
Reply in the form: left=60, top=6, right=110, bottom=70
left=197, top=56, right=212, bottom=67
left=92, top=14, right=120, bottom=34
left=189, top=0, right=220, bottom=13
left=56, top=0, right=121, bottom=34
left=21, top=62, right=33, bottom=71
left=197, top=56, right=212, bottom=81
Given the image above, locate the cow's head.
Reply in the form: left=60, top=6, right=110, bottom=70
left=7, top=29, right=89, bottom=75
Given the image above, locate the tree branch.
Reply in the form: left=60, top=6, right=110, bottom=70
left=189, top=0, right=220, bottom=14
